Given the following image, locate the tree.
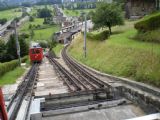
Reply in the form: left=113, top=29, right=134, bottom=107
left=5, top=34, right=29, bottom=61
left=0, top=41, right=6, bottom=62
left=29, top=16, right=34, bottom=22
left=19, top=35, right=29, bottom=57
left=30, top=29, right=35, bottom=40
left=6, top=34, right=17, bottom=60
left=0, top=18, right=7, bottom=25
left=92, top=3, right=124, bottom=34
left=37, top=8, right=52, bottom=18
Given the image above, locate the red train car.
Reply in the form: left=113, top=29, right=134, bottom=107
left=29, top=46, right=43, bottom=63
left=0, top=88, right=8, bottom=120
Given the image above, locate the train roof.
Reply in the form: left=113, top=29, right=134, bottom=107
left=30, top=42, right=42, bottom=49
left=30, top=46, right=42, bottom=49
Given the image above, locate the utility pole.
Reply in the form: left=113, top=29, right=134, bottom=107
left=84, top=13, right=87, bottom=58
left=14, top=21, right=21, bottom=66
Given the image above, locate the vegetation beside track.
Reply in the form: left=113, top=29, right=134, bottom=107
left=0, top=67, right=25, bottom=86
left=134, top=12, right=160, bottom=43
left=52, top=44, right=64, bottom=57
left=0, top=56, right=28, bottom=77
left=69, top=21, right=160, bottom=87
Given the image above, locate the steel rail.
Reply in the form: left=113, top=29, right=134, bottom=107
left=62, top=46, right=107, bottom=89
left=48, top=54, right=85, bottom=92
left=8, top=64, right=39, bottom=120
left=62, top=51, right=98, bottom=90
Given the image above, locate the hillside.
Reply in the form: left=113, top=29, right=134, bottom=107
left=69, top=21, right=160, bottom=87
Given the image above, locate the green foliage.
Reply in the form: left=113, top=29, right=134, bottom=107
left=69, top=21, right=160, bottom=87
left=0, top=18, right=7, bottom=25
left=134, top=29, right=160, bottom=43
left=30, top=29, right=35, bottom=39
left=6, top=34, right=17, bottom=60
left=3, top=34, right=29, bottom=62
left=0, top=67, right=25, bottom=86
left=39, top=41, right=48, bottom=48
left=43, top=17, right=53, bottom=24
left=135, top=12, right=160, bottom=32
left=87, top=30, right=110, bottom=41
left=0, top=41, right=6, bottom=62
left=92, top=3, right=124, bottom=34
left=52, top=44, right=63, bottom=57
left=0, top=8, right=22, bottom=21
left=19, top=35, right=29, bottom=57
left=0, top=56, right=27, bottom=77
left=37, top=8, right=52, bottom=18
left=29, top=16, right=34, bottom=22
left=64, top=2, right=96, bottom=10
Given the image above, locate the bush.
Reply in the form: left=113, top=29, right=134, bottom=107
left=0, top=18, right=7, bottom=25
left=135, top=13, right=160, bottom=32
left=0, top=56, right=28, bottom=77
left=29, top=16, right=34, bottom=22
left=87, top=30, right=110, bottom=41
left=134, top=29, right=160, bottom=43
left=37, top=8, right=52, bottom=18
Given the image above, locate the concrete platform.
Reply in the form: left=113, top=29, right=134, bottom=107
left=42, top=104, right=144, bottom=120
left=35, top=57, right=68, bottom=97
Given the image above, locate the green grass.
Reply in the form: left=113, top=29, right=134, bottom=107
left=0, top=8, right=22, bottom=20
left=134, top=29, right=160, bottom=43
left=20, top=18, right=60, bottom=41
left=52, top=44, right=64, bottom=57
left=64, top=9, right=94, bottom=17
left=0, top=67, right=25, bottom=86
left=69, top=21, right=160, bottom=87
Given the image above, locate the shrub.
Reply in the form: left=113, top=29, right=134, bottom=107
left=135, top=13, right=160, bottom=32
left=87, top=30, right=110, bottom=41
left=134, top=29, right=160, bottom=43
left=0, top=18, right=7, bottom=25
left=0, top=56, right=28, bottom=77
left=29, top=16, right=34, bottom=22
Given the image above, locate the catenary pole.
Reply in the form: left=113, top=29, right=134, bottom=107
left=84, top=13, right=87, bottom=58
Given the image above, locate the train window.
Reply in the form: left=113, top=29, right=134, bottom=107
left=31, top=49, right=40, bottom=54
left=36, top=49, right=40, bottom=54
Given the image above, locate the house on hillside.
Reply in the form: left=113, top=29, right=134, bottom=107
left=125, top=0, right=160, bottom=19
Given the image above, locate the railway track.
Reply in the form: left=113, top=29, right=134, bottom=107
left=61, top=45, right=115, bottom=92
left=48, top=53, right=86, bottom=92
left=48, top=46, right=116, bottom=99
left=7, top=63, right=39, bottom=120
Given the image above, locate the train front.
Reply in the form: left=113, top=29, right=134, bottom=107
left=29, top=43, right=43, bottom=63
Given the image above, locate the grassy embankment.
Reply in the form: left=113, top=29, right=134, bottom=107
left=20, top=18, right=60, bottom=41
left=0, top=8, right=22, bottom=20
left=52, top=44, right=64, bottom=57
left=0, top=56, right=29, bottom=86
left=69, top=21, right=160, bottom=87
left=64, top=9, right=94, bottom=17
left=0, top=67, right=25, bottom=86
left=134, top=12, right=160, bottom=43
left=19, top=5, right=60, bottom=42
